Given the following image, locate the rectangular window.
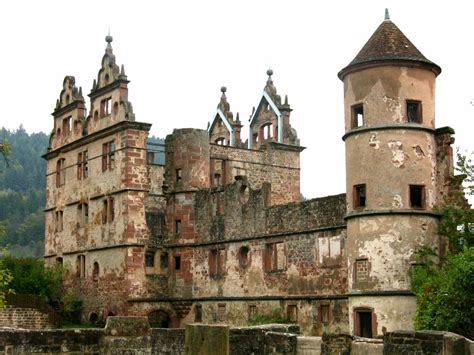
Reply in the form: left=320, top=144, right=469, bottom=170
left=175, top=255, right=181, bottom=271
left=176, top=168, right=182, bottom=183
left=78, top=203, right=88, bottom=227
left=354, top=184, right=366, bottom=208
left=62, top=116, right=72, bottom=135
left=175, top=219, right=181, bottom=236
left=217, top=304, right=226, bottom=322
left=160, top=252, right=169, bottom=270
left=145, top=250, right=155, bottom=268
left=55, top=210, right=63, bottom=232
left=195, top=304, right=202, bottom=322
left=101, top=97, right=112, bottom=117
left=320, top=304, right=330, bottom=324
left=56, top=158, right=66, bottom=187
left=265, top=242, right=285, bottom=272
left=410, top=185, right=425, bottom=209
left=102, top=141, right=115, bottom=171
left=147, top=152, right=155, bottom=164
left=407, top=100, right=422, bottom=123
left=209, top=247, right=226, bottom=276
left=351, top=104, right=364, bottom=128
left=102, top=197, right=115, bottom=224
left=77, top=150, right=88, bottom=180
left=287, top=304, right=297, bottom=322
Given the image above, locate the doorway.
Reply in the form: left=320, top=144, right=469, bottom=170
left=354, top=308, right=374, bottom=338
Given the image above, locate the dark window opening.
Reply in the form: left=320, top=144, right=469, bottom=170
left=176, top=169, right=182, bottom=183
left=354, top=184, right=366, bottom=208
left=78, top=203, right=89, bottom=227
left=209, top=247, right=226, bottom=276
left=238, top=246, right=249, bottom=268
left=217, top=304, right=226, bottom=322
left=410, top=185, right=425, bottom=209
left=265, top=242, right=285, bottom=272
left=407, top=100, right=422, bottom=123
left=145, top=251, right=155, bottom=267
left=351, top=104, right=364, bottom=128
left=56, top=158, right=66, bottom=187
left=89, top=313, right=98, bottom=324
left=357, top=311, right=373, bottom=338
left=175, top=256, right=181, bottom=270
left=102, top=141, right=115, bottom=171
left=77, top=150, right=88, bottom=180
left=56, top=257, right=63, bottom=266
left=102, top=197, right=115, bottom=224
left=195, top=304, right=202, bottom=322
left=76, top=254, right=86, bottom=278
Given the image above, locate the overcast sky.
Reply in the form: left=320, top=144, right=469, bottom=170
left=1, top=1, right=473, bottom=200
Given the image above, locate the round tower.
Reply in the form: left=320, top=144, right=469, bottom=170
left=338, top=11, right=443, bottom=336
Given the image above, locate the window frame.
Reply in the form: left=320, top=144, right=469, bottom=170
left=409, top=184, right=425, bottom=209
left=354, top=184, right=366, bottom=208
left=351, top=104, right=364, bottom=128
left=406, top=100, right=422, bottom=124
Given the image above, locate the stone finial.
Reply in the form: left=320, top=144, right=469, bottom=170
left=385, top=8, right=390, bottom=20
left=217, top=86, right=232, bottom=120
left=121, top=64, right=125, bottom=76
left=284, top=95, right=288, bottom=106
left=264, top=68, right=281, bottom=105
left=235, top=112, right=241, bottom=124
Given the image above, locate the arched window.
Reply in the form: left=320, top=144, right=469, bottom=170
left=148, top=310, right=171, bottom=328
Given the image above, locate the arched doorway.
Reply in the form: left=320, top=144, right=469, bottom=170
left=148, top=309, right=171, bottom=328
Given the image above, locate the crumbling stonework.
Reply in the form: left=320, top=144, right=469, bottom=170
left=43, top=14, right=460, bottom=337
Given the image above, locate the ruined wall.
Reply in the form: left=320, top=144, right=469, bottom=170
left=210, top=142, right=302, bottom=206
left=0, top=307, right=54, bottom=330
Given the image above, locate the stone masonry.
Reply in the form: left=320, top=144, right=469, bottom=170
left=43, top=12, right=460, bottom=337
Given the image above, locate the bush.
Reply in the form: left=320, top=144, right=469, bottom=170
left=411, top=247, right=474, bottom=339
left=248, top=308, right=290, bottom=326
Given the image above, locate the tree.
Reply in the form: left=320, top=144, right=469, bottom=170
left=411, top=150, right=474, bottom=339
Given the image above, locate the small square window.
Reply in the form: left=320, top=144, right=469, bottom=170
left=410, top=185, right=425, bottom=209
left=407, top=100, right=422, bottom=123
left=351, top=104, right=364, bottom=128
left=354, top=184, right=366, bottom=208
left=145, top=251, right=155, bottom=267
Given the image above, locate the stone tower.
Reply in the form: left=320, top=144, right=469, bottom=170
left=338, top=11, right=454, bottom=336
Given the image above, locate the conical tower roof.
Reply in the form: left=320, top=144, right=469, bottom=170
left=338, top=11, right=441, bottom=79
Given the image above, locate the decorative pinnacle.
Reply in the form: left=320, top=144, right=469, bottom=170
left=106, top=28, right=113, bottom=44
left=266, top=69, right=273, bottom=77
left=384, top=8, right=390, bottom=20
left=221, top=86, right=227, bottom=93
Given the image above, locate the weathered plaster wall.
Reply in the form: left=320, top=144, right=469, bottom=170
left=348, top=295, right=416, bottom=336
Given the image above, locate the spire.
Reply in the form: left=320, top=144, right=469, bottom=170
left=263, top=69, right=281, bottom=105
left=105, top=30, right=113, bottom=54
left=217, top=86, right=233, bottom=121
left=338, top=15, right=441, bottom=79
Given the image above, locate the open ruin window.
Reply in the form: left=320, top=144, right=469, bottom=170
left=194, top=304, right=202, bottom=322
left=77, top=202, right=89, bottom=227
left=56, top=257, right=63, bottom=266
left=262, top=123, right=274, bottom=140
left=253, top=133, right=259, bottom=144
left=102, top=141, right=115, bottom=171
left=160, top=252, right=169, bottom=271
left=351, top=104, right=364, bottom=128
left=238, top=246, right=249, bottom=268
left=265, top=242, right=286, bottom=272
left=56, top=158, right=66, bottom=187
left=102, top=197, right=115, bottom=224
left=354, top=184, right=366, bottom=208
left=407, top=100, right=422, bottom=123
left=76, top=254, right=86, bottom=278
left=62, top=116, right=72, bottom=135
left=77, top=150, right=88, bottom=180
left=215, top=137, right=226, bottom=145
left=55, top=210, right=63, bottom=232
left=410, top=185, right=425, bottom=209
left=100, top=97, right=112, bottom=117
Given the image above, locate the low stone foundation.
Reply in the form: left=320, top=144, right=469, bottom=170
left=0, top=307, right=53, bottom=330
